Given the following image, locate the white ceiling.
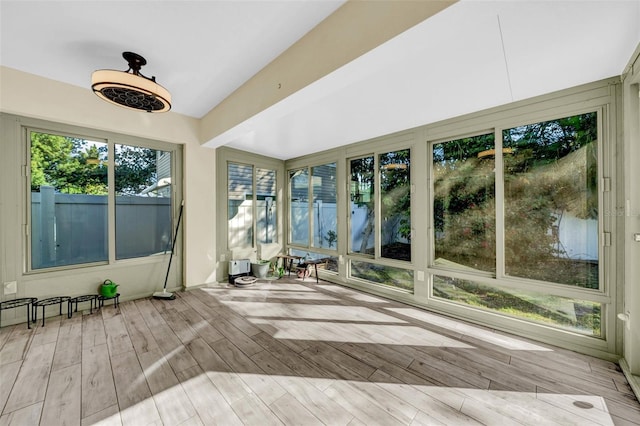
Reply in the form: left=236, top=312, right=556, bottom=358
left=0, top=0, right=345, bottom=118
left=1, top=1, right=639, bottom=160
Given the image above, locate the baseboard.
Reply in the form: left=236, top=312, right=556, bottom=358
left=619, top=358, right=640, bottom=403
left=182, top=282, right=219, bottom=291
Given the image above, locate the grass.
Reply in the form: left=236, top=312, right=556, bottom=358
left=350, top=248, right=600, bottom=336
left=433, top=276, right=601, bottom=336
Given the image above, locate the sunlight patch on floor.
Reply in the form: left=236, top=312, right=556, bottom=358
left=222, top=300, right=406, bottom=323
left=204, top=283, right=315, bottom=292
left=213, top=289, right=339, bottom=301
left=89, top=373, right=614, bottom=426
left=248, top=318, right=474, bottom=347
left=316, top=284, right=390, bottom=303
left=386, top=307, right=553, bottom=351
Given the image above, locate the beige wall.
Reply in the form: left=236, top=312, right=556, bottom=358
left=0, top=67, right=217, bottom=325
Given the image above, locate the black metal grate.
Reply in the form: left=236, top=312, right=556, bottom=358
left=99, top=86, right=167, bottom=112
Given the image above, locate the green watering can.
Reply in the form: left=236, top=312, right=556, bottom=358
left=100, top=279, right=119, bottom=298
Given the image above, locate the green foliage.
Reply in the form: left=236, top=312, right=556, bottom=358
left=114, top=145, right=158, bottom=195
left=433, top=133, right=496, bottom=272
left=324, top=230, right=337, bottom=248
left=504, top=113, right=598, bottom=220
left=433, top=112, right=599, bottom=288
left=351, top=261, right=414, bottom=291
left=503, top=113, right=597, bottom=170
left=350, top=150, right=411, bottom=254
left=30, top=132, right=160, bottom=196
left=433, top=276, right=601, bottom=336
left=380, top=150, right=411, bottom=242
left=502, top=112, right=598, bottom=287
left=30, top=132, right=108, bottom=194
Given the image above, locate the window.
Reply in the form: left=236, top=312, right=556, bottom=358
left=433, top=133, right=495, bottom=273
left=289, top=168, right=309, bottom=246
left=349, top=156, right=374, bottom=255
left=29, top=129, right=177, bottom=271
left=380, top=150, right=411, bottom=262
left=349, top=150, right=411, bottom=260
left=30, top=132, right=108, bottom=269
left=288, top=163, right=337, bottom=250
left=503, top=113, right=599, bottom=288
left=312, top=164, right=337, bottom=249
left=228, top=163, right=254, bottom=248
left=257, top=168, right=277, bottom=245
left=352, top=260, right=414, bottom=291
left=228, top=162, right=278, bottom=249
left=430, top=112, right=602, bottom=336
left=348, top=149, right=412, bottom=292
left=115, top=144, right=172, bottom=259
left=432, top=275, right=601, bottom=336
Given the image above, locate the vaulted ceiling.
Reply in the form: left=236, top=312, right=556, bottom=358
left=1, top=1, right=638, bottom=159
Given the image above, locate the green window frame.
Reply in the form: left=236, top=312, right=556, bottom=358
left=27, top=127, right=181, bottom=272
left=429, top=110, right=605, bottom=337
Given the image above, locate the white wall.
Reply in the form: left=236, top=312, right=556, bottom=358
left=0, top=67, right=217, bottom=325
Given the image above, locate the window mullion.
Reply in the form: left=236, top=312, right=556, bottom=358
left=374, top=154, right=380, bottom=259
left=495, top=128, right=506, bottom=279
left=252, top=165, right=257, bottom=249
left=25, top=128, right=34, bottom=271
left=107, top=140, right=116, bottom=264
left=308, top=166, right=313, bottom=249
left=596, top=107, right=607, bottom=296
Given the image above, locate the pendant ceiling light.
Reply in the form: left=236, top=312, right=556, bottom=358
left=91, top=51, right=171, bottom=113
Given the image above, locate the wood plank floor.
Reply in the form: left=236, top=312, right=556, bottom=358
left=1, top=278, right=639, bottom=425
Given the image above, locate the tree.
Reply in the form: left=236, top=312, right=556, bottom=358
left=30, top=133, right=108, bottom=194
left=380, top=150, right=411, bottom=247
left=350, top=156, right=375, bottom=254
left=114, top=145, right=158, bottom=195
left=433, top=112, right=597, bottom=286
left=433, top=133, right=496, bottom=272
left=350, top=150, right=411, bottom=256
left=502, top=112, right=598, bottom=287
left=30, top=131, right=161, bottom=196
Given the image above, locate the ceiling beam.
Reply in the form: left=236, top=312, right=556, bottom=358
left=200, top=0, right=457, bottom=146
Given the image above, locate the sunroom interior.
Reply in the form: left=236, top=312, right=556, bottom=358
left=1, top=0, right=640, bottom=417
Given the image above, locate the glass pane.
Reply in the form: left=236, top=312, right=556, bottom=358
left=228, top=163, right=254, bottom=249
left=115, top=144, right=172, bottom=259
left=290, top=249, right=339, bottom=273
left=30, top=131, right=108, bottom=269
left=380, top=150, right=411, bottom=261
left=256, top=168, right=277, bottom=244
left=350, top=156, right=375, bottom=255
left=311, top=163, right=337, bottom=249
left=351, top=260, right=414, bottom=292
left=433, top=133, right=495, bottom=273
left=433, top=275, right=601, bottom=336
left=503, top=113, right=598, bottom=288
left=290, top=168, right=309, bottom=245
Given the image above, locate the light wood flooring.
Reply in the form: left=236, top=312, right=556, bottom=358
left=1, top=278, right=639, bottom=425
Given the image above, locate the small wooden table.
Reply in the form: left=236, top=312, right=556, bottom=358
left=275, top=255, right=303, bottom=277
left=296, top=258, right=328, bottom=283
